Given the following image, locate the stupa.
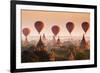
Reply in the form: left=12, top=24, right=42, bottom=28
left=80, top=34, right=88, bottom=49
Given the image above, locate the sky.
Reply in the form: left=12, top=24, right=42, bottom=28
left=21, top=10, right=90, bottom=41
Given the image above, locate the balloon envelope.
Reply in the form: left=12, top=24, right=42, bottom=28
left=52, top=25, right=60, bottom=36
left=82, top=22, right=89, bottom=33
left=66, top=22, right=74, bottom=34
left=23, top=28, right=30, bottom=37
left=34, top=21, right=44, bottom=33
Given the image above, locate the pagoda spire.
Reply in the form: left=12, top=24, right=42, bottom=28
left=57, top=36, right=61, bottom=44
left=36, top=35, right=45, bottom=51
left=80, top=34, right=88, bottom=49
left=56, top=36, right=62, bottom=46
left=43, top=33, right=46, bottom=40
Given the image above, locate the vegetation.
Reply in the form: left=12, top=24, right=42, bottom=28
left=21, top=42, right=90, bottom=63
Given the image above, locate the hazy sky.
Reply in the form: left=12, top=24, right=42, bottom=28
left=21, top=10, right=90, bottom=41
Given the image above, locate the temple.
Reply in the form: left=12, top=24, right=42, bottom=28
left=80, top=34, right=88, bottom=49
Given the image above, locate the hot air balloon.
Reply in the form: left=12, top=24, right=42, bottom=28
left=82, top=22, right=89, bottom=33
left=51, top=25, right=60, bottom=36
left=66, top=22, right=74, bottom=34
left=34, top=21, right=44, bottom=34
left=23, top=28, right=30, bottom=36
left=23, top=28, right=30, bottom=43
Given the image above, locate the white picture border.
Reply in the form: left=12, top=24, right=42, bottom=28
left=16, top=4, right=94, bottom=69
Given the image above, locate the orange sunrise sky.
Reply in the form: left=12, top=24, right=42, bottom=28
left=21, top=10, right=90, bottom=41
